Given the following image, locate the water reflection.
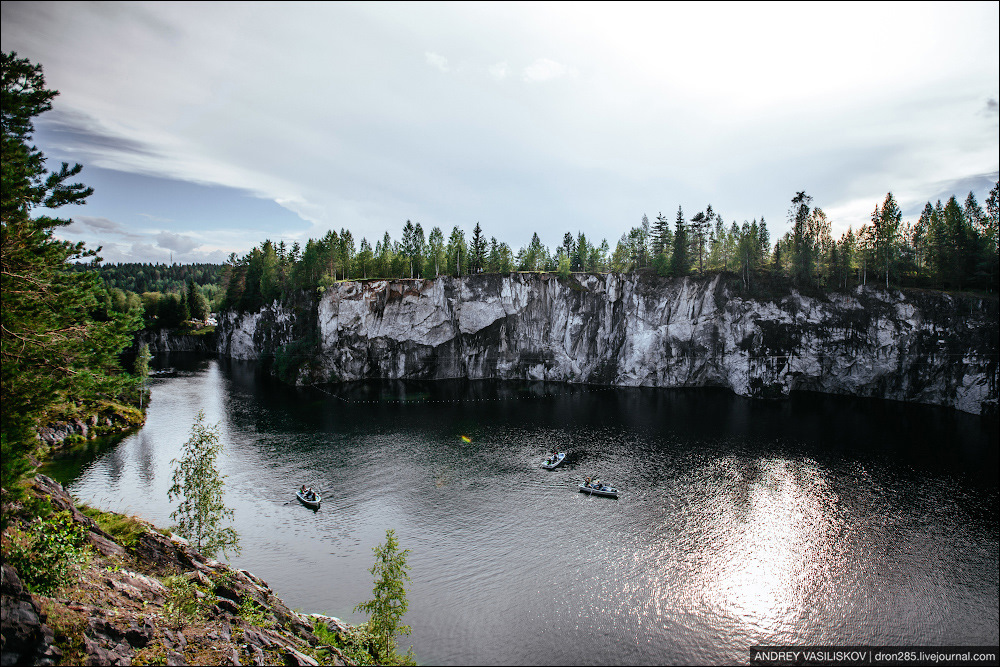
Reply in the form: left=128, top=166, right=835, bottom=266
left=699, top=458, right=837, bottom=641
left=52, top=357, right=999, bottom=665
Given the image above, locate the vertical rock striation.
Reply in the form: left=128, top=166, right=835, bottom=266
left=217, top=274, right=998, bottom=415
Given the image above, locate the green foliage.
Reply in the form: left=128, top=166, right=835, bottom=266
left=167, top=411, right=240, bottom=559
left=1, top=52, right=142, bottom=490
left=354, top=529, right=414, bottom=665
left=162, top=575, right=209, bottom=627
left=79, top=505, right=147, bottom=547
left=2, top=511, right=88, bottom=594
left=239, top=594, right=273, bottom=628
left=556, top=251, right=571, bottom=279
left=135, top=343, right=152, bottom=409
left=313, top=621, right=386, bottom=666
left=274, top=335, right=317, bottom=384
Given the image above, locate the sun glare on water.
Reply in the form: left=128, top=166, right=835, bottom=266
left=699, top=458, right=844, bottom=640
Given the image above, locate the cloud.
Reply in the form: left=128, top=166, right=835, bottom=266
left=425, top=51, right=449, bottom=72
left=489, top=61, right=510, bottom=80
left=522, top=58, right=567, bottom=82
left=73, top=215, right=126, bottom=232
left=138, top=212, right=174, bottom=223
left=3, top=2, right=997, bottom=259
left=39, top=108, right=161, bottom=162
left=155, top=231, right=200, bottom=253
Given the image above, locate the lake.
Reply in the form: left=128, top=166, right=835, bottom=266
left=47, top=354, right=999, bottom=665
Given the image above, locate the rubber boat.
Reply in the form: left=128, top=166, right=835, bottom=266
left=578, top=479, right=618, bottom=498
left=296, top=489, right=321, bottom=509
left=541, top=452, right=566, bottom=469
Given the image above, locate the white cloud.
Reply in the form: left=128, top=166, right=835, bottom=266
left=155, top=231, right=200, bottom=254
left=522, top=58, right=567, bottom=82
left=489, top=61, right=510, bottom=80
left=425, top=51, right=449, bottom=72
left=2, top=0, right=996, bottom=260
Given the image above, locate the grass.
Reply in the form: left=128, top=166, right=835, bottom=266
left=79, top=505, right=148, bottom=547
left=239, top=594, right=274, bottom=628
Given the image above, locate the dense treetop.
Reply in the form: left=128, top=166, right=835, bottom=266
left=218, top=185, right=998, bottom=312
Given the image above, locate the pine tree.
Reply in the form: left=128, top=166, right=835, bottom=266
left=411, top=223, right=425, bottom=279
left=651, top=212, right=670, bottom=255
left=2, top=52, right=142, bottom=491
left=984, top=182, right=999, bottom=291
left=873, top=192, right=901, bottom=288
left=670, top=207, right=690, bottom=277
left=789, top=191, right=814, bottom=285
left=470, top=222, right=487, bottom=274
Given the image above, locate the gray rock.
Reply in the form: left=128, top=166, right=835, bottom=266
left=218, top=274, right=998, bottom=414
left=1, top=564, right=55, bottom=667
left=283, top=646, right=320, bottom=666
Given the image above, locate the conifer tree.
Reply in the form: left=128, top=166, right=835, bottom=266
left=789, top=191, right=814, bottom=285
left=2, top=52, right=141, bottom=490
left=670, top=206, right=690, bottom=276
left=354, top=529, right=414, bottom=665
left=470, top=222, right=487, bottom=274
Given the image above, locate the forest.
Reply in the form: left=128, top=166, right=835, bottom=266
left=68, top=262, right=224, bottom=328
left=218, top=186, right=999, bottom=313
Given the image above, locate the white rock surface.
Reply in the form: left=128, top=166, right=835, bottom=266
left=217, top=274, right=998, bottom=415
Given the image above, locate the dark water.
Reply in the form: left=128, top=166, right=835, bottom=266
left=49, top=355, right=999, bottom=665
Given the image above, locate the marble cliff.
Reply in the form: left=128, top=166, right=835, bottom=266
left=217, top=273, right=998, bottom=415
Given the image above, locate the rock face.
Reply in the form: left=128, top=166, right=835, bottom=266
left=134, top=329, right=217, bottom=354
left=217, top=273, right=999, bottom=415
left=1, top=564, right=59, bottom=666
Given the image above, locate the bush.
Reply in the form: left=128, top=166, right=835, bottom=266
left=2, top=511, right=88, bottom=594
left=313, top=621, right=380, bottom=666
left=162, top=575, right=209, bottom=627
left=239, top=594, right=273, bottom=628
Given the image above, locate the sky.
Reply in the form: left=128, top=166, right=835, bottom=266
left=2, top=1, right=998, bottom=265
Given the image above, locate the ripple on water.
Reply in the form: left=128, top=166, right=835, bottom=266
left=56, top=361, right=1000, bottom=665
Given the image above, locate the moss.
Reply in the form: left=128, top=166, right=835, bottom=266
left=132, top=642, right=168, bottom=666
left=40, top=599, right=90, bottom=666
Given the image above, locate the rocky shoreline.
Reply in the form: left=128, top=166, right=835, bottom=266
left=1, top=475, right=360, bottom=666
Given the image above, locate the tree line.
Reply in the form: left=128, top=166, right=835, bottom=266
left=221, top=184, right=998, bottom=312
left=66, top=262, right=223, bottom=328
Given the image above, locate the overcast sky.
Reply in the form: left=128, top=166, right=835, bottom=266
left=2, top=1, right=998, bottom=265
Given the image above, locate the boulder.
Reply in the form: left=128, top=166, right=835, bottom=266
left=1, top=564, right=57, bottom=667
